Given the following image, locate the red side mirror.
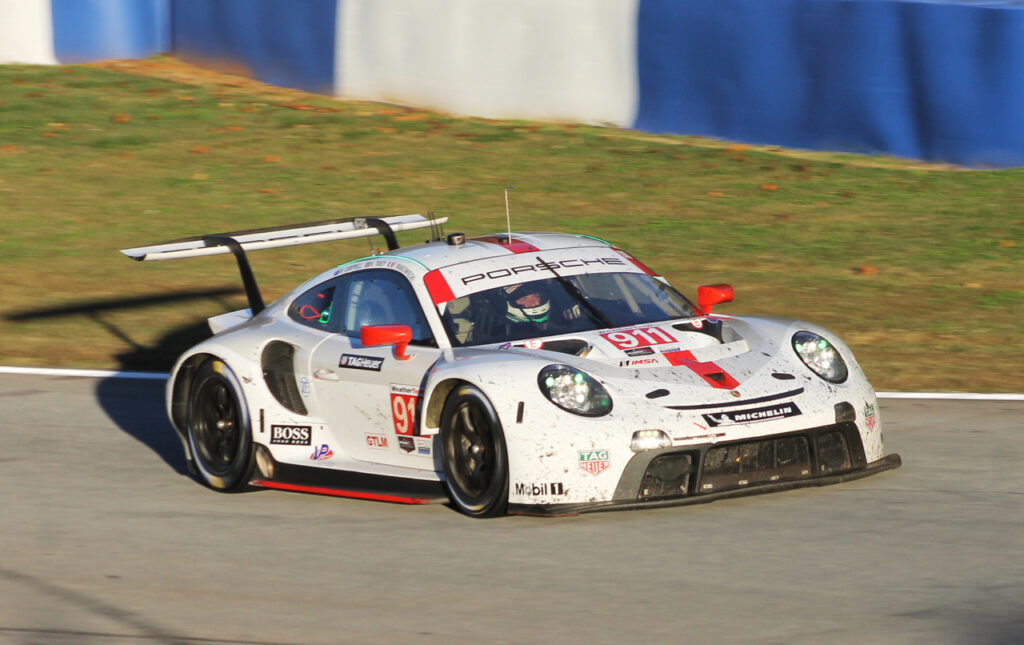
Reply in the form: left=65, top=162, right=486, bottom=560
left=697, top=284, right=734, bottom=315
left=360, top=324, right=413, bottom=361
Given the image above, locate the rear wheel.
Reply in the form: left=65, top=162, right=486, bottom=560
left=186, top=359, right=254, bottom=492
left=440, top=385, right=509, bottom=518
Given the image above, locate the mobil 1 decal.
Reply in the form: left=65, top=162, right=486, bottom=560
left=601, top=327, right=676, bottom=351
left=702, top=402, right=802, bottom=427
left=391, top=384, right=422, bottom=436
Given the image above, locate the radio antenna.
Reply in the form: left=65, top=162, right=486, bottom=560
left=504, top=186, right=515, bottom=243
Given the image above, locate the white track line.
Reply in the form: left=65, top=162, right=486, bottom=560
left=0, top=366, right=168, bottom=380
left=875, top=391, right=1024, bottom=401
left=1, top=365, right=1022, bottom=399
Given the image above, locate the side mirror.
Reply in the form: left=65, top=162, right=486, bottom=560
left=697, top=284, right=733, bottom=315
left=361, top=324, right=413, bottom=361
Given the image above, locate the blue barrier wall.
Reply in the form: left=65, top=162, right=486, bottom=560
left=635, top=0, right=1024, bottom=167
left=10, top=0, right=1024, bottom=166
left=171, top=0, right=337, bottom=94
left=51, top=0, right=169, bottom=63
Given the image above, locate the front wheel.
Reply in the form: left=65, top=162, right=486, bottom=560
left=440, top=384, right=509, bottom=518
left=186, top=359, right=254, bottom=492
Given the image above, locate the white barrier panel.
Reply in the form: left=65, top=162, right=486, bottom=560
left=0, top=0, right=57, bottom=64
left=336, top=0, right=639, bottom=126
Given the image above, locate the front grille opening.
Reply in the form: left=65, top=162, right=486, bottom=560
left=700, top=435, right=812, bottom=493
left=816, top=430, right=852, bottom=474
left=639, top=453, right=693, bottom=501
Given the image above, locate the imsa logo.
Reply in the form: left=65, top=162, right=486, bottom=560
left=269, top=425, right=312, bottom=446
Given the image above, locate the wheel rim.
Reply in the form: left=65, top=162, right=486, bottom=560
left=447, top=400, right=496, bottom=499
left=192, top=376, right=242, bottom=475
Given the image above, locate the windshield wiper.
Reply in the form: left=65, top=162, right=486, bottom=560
left=535, top=255, right=615, bottom=329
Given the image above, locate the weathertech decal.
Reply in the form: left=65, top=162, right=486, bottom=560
left=702, top=402, right=802, bottom=427
left=339, top=354, right=383, bottom=371
left=269, top=425, right=312, bottom=446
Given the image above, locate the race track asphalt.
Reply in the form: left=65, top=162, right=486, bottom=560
left=0, top=373, right=1021, bottom=645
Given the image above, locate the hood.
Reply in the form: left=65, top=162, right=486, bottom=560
left=477, top=315, right=808, bottom=406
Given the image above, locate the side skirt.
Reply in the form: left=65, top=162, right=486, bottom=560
left=251, top=461, right=448, bottom=505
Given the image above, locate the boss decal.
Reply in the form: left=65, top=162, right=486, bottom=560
left=515, top=482, right=566, bottom=496
left=340, top=354, right=383, bottom=371
left=703, top=402, right=802, bottom=427
left=390, top=384, right=422, bottom=436
left=269, top=424, right=312, bottom=446
left=579, top=450, right=610, bottom=476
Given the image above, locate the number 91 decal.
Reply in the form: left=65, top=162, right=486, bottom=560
left=390, top=384, right=422, bottom=436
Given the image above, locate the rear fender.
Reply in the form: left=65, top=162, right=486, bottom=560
left=208, top=308, right=253, bottom=334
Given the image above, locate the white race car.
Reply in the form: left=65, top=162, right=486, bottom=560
left=122, top=214, right=900, bottom=517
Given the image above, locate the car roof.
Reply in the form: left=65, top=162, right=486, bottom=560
left=382, top=232, right=612, bottom=272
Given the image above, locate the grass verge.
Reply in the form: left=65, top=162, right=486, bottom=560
left=1, top=57, right=1021, bottom=391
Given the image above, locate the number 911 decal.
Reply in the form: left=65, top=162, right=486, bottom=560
left=601, top=327, right=676, bottom=350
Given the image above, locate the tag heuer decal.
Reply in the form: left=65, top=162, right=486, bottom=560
left=339, top=354, right=383, bottom=371
left=579, top=449, right=610, bottom=476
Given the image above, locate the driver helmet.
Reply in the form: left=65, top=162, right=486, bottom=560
left=505, top=283, right=551, bottom=323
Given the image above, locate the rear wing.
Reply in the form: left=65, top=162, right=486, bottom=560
left=121, top=214, right=447, bottom=314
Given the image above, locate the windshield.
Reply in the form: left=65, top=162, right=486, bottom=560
left=437, top=272, right=698, bottom=347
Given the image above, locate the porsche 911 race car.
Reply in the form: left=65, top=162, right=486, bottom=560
left=122, top=214, right=900, bottom=517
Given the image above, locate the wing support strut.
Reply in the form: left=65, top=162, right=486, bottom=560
left=203, top=235, right=265, bottom=315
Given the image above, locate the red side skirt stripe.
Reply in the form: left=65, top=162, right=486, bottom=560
left=251, top=480, right=434, bottom=505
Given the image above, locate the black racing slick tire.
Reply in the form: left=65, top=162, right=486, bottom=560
left=440, top=384, right=509, bottom=518
left=186, top=359, right=255, bottom=492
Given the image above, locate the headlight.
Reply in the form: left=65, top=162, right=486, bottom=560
left=631, top=429, right=672, bottom=452
left=538, top=365, right=613, bottom=417
left=792, top=331, right=848, bottom=383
